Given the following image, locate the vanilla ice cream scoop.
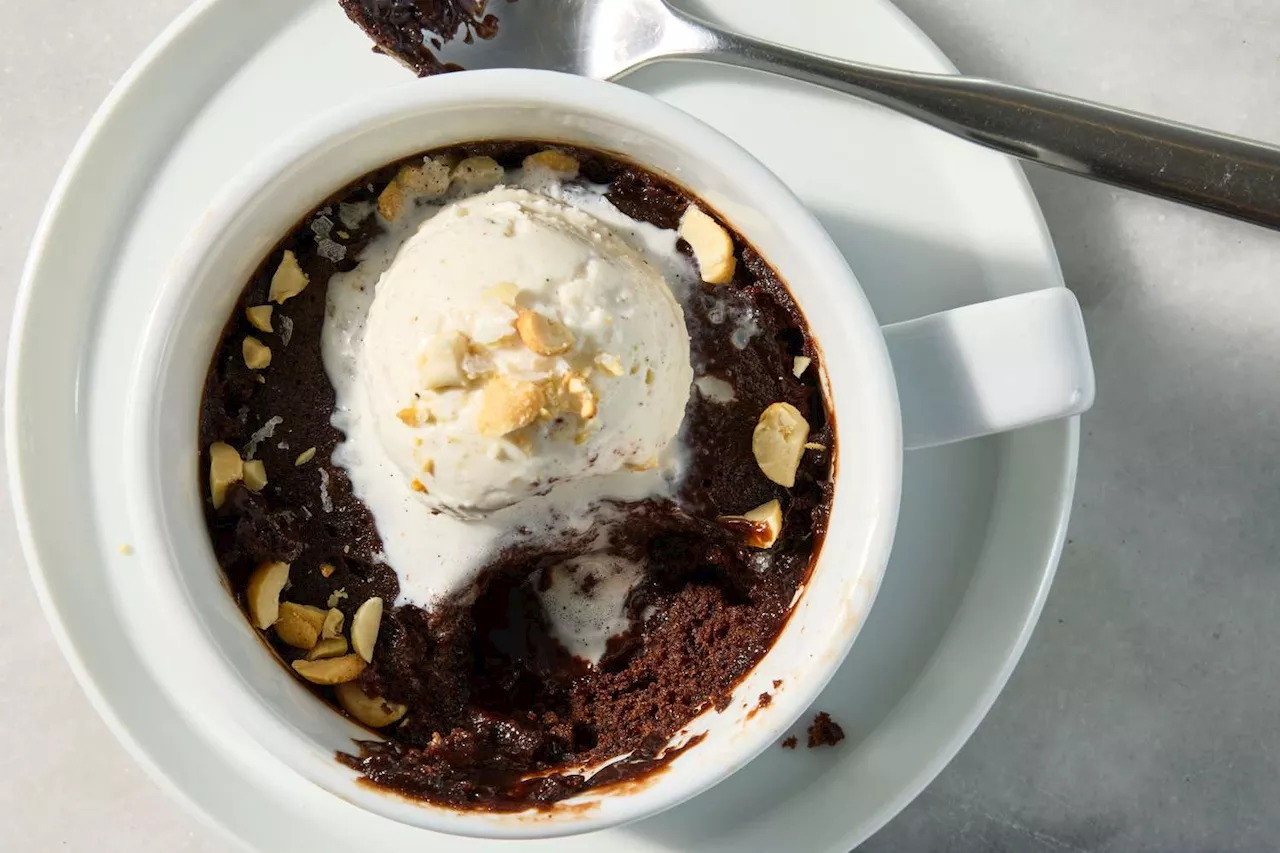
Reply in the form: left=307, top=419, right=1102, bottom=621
left=359, top=187, right=693, bottom=515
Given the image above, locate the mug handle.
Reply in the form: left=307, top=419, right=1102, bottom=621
left=882, top=288, right=1095, bottom=451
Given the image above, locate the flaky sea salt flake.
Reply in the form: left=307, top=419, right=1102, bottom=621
left=243, top=415, right=283, bottom=460
left=318, top=468, right=333, bottom=513
left=278, top=314, right=295, bottom=347
left=310, top=215, right=334, bottom=238
left=317, top=239, right=346, bottom=263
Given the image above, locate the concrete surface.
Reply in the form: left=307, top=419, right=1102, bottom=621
left=3, top=1, right=1279, bottom=851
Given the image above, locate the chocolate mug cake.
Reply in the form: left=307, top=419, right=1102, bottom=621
left=199, top=140, right=835, bottom=809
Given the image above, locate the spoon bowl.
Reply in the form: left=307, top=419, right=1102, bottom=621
left=424, top=0, right=696, bottom=79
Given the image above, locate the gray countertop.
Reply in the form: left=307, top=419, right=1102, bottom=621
left=3, top=1, right=1279, bottom=850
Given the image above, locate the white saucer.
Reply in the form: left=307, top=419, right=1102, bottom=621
left=7, top=0, right=1078, bottom=850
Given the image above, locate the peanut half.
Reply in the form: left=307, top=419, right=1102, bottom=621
left=351, top=596, right=384, bottom=663
left=242, top=459, right=268, bottom=493
left=377, top=179, right=406, bottom=222
left=268, top=250, right=309, bottom=304
left=396, top=158, right=451, bottom=199
left=274, top=602, right=327, bottom=650
left=477, top=376, right=546, bottom=437
left=245, top=305, right=274, bottom=333
left=752, top=402, right=810, bottom=488
left=321, top=607, right=345, bottom=640
left=242, top=337, right=272, bottom=370
left=515, top=310, right=575, bottom=356
left=209, top=442, right=244, bottom=509
left=292, top=654, right=366, bottom=685
left=679, top=205, right=737, bottom=285
left=245, top=561, right=290, bottom=630
left=522, top=150, right=580, bottom=179
left=718, top=499, right=784, bottom=549
left=335, top=682, right=407, bottom=728
left=305, top=636, right=349, bottom=660
left=451, top=156, right=504, bottom=193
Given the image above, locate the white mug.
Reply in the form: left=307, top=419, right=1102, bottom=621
left=127, top=70, right=1093, bottom=840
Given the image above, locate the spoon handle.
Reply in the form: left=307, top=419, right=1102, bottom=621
left=681, top=23, right=1280, bottom=229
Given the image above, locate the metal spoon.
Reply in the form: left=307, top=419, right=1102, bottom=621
left=390, top=0, right=1280, bottom=230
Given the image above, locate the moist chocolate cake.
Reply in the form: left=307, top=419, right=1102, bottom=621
left=200, top=141, right=836, bottom=810
left=807, top=712, right=846, bottom=748
left=338, top=0, right=509, bottom=76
